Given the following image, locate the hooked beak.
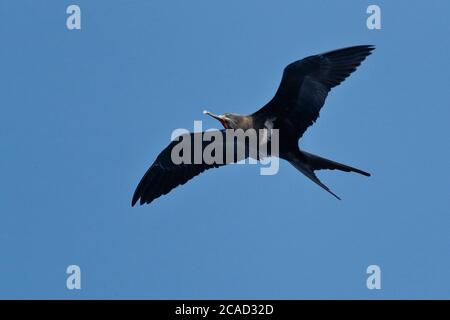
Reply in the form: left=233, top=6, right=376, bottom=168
left=203, top=110, right=229, bottom=128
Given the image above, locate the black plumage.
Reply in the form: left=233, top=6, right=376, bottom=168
left=132, top=45, right=374, bottom=206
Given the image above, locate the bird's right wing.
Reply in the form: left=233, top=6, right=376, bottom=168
left=132, top=130, right=245, bottom=206
left=254, top=45, right=375, bottom=140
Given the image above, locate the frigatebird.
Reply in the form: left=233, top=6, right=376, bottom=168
left=132, top=45, right=374, bottom=206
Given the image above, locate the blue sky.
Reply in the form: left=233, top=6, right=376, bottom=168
left=0, top=0, right=449, bottom=299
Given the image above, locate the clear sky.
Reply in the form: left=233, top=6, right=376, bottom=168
left=1, top=0, right=449, bottom=299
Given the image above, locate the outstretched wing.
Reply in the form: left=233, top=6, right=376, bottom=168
left=254, top=45, right=375, bottom=140
left=132, top=130, right=245, bottom=206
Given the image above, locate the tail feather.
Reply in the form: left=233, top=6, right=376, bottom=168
left=301, top=150, right=371, bottom=177
left=294, top=164, right=342, bottom=200
left=286, top=149, right=370, bottom=200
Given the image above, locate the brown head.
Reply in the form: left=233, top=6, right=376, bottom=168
left=203, top=110, right=253, bottom=130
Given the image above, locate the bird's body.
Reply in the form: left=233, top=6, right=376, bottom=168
left=132, top=45, right=375, bottom=206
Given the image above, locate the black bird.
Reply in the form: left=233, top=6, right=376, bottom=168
left=132, top=45, right=374, bottom=206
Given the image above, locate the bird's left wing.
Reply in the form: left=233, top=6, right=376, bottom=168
left=254, top=45, right=375, bottom=140
left=132, top=130, right=244, bottom=206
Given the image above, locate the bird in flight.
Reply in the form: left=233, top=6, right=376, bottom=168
left=132, top=45, right=374, bottom=206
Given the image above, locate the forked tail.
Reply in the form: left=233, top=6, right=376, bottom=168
left=286, top=149, right=371, bottom=200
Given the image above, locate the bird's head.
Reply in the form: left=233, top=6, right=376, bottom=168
left=203, top=110, right=241, bottom=129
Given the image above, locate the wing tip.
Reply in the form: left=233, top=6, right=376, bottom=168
left=355, top=169, right=371, bottom=177
left=131, top=185, right=142, bottom=207
left=131, top=194, right=139, bottom=207
left=349, top=44, right=376, bottom=51
left=325, top=44, right=376, bottom=59
left=363, top=44, right=376, bottom=54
